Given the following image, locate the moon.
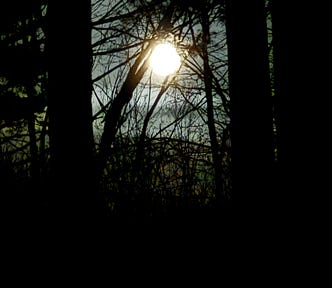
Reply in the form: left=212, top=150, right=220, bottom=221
left=150, top=43, right=181, bottom=76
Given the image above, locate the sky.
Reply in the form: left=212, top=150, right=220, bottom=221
left=91, top=0, right=229, bottom=145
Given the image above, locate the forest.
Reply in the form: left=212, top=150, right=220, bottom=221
left=1, top=0, right=322, bottom=238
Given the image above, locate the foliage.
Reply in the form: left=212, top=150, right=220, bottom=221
left=0, top=1, right=48, bottom=195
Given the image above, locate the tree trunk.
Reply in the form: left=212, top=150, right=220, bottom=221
left=47, top=1, right=97, bottom=230
left=96, top=4, right=176, bottom=177
left=200, top=8, right=225, bottom=212
left=225, top=0, right=274, bottom=223
left=96, top=45, right=152, bottom=177
left=271, top=1, right=326, bottom=232
left=270, top=2, right=329, bottom=276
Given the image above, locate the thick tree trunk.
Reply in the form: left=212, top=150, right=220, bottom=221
left=224, top=1, right=276, bottom=278
left=269, top=2, right=329, bottom=277
left=225, top=0, right=274, bottom=222
left=271, top=1, right=326, bottom=232
left=47, top=1, right=97, bottom=229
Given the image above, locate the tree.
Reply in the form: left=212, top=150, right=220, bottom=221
left=91, top=0, right=231, bottom=221
left=47, top=0, right=98, bottom=229
left=2, top=0, right=232, bottom=227
left=0, top=0, right=48, bottom=220
left=271, top=1, right=327, bottom=230
left=225, top=0, right=274, bottom=223
left=200, top=1, right=225, bottom=209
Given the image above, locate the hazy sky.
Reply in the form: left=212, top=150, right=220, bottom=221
left=91, top=0, right=229, bottom=144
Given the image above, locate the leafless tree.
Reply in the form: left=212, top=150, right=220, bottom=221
left=92, top=0, right=231, bottom=218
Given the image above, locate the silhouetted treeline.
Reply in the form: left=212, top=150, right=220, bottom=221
left=2, top=0, right=326, bottom=238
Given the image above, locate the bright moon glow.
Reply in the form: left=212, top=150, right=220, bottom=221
left=150, top=43, right=181, bottom=76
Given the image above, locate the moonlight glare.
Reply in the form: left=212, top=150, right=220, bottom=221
left=149, top=43, right=181, bottom=76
